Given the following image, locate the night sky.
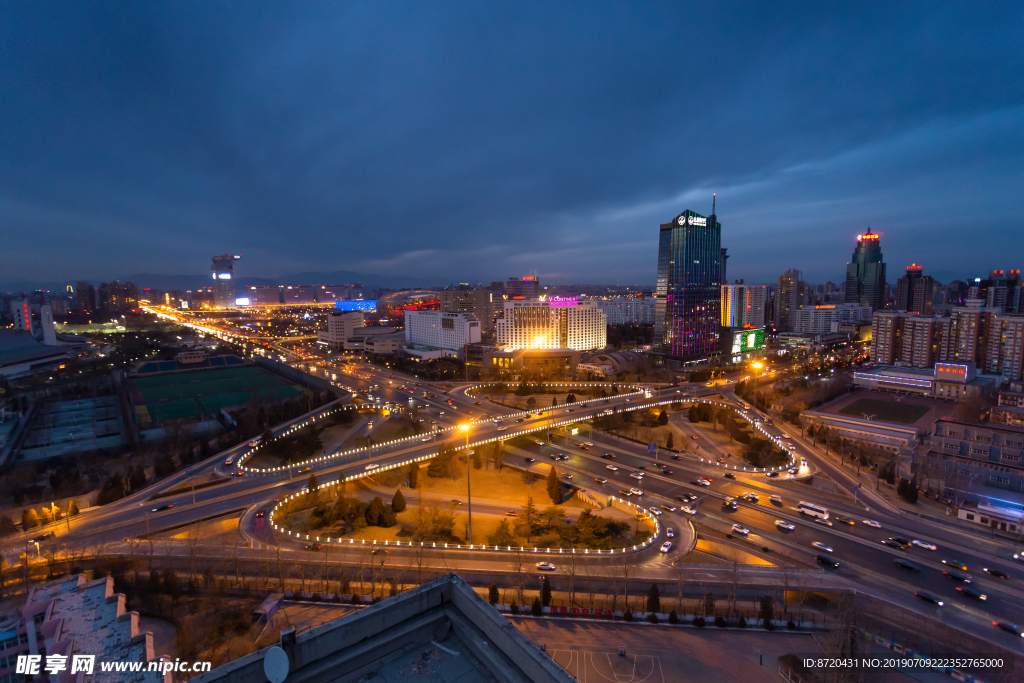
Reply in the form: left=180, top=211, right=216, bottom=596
left=1, top=2, right=1021, bottom=287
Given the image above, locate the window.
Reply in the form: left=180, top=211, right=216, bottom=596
left=943, top=443, right=959, bottom=452
left=990, top=475, right=1010, bottom=484
left=1002, top=453, right=1021, bottom=463
left=975, top=434, right=992, bottom=443
left=970, top=447, right=988, bottom=456
left=981, top=517, right=989, bottom=523
left=958, top=468, right=970, bottom=475
left=965, top=513, right=975, bottom=520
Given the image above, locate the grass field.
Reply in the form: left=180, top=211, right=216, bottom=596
left=838, top=398, right=930, bottom=424
left=132, top=366, right=304, bottom=423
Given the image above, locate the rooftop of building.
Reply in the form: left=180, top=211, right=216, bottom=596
left=0, top=329, right=72, bottom=367
left=194, top=573, right=571, bottom=683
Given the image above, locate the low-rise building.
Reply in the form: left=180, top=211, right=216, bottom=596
left=364, top=332, right=405, bottom=356
left=484, top=347, right=581, bottom=377
left=317, top=311, right=366, bottom=350
left=852, top=362, right=999, bottom=402
left=405, top=311, right=481, bottom=354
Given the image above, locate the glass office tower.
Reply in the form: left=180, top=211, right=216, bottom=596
left=844, top=229, right=886, bottom=310
left=653, top=209, right=722, bottom=366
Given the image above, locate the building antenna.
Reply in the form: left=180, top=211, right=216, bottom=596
left=712, top=193, right=716, bottom=215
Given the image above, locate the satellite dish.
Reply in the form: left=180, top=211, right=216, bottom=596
left=264, top=646, right=290, bottom=683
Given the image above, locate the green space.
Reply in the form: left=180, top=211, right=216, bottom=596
left=838, top=398, right=930, bottom=424
left=132, top=366, right=304, bottom=423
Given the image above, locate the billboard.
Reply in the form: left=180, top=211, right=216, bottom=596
left=729, top=327, right=765, bottom=355
left=335, top=300, right=377, bottom=312
left=235, top=297, right=251, bottom=307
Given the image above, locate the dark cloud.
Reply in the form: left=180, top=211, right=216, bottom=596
left=1, top=1, right=1021, bottom=286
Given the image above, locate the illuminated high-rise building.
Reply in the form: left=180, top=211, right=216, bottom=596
left=506, top=274, right=540, bottom=299
left=496, top=298, right=605, bottom=351
left=844, top=229, right=887, bottom=310
left=211, top=254, right=240, bottom=308
left=653, top=201, right=722, bottom=366
left=895, top=264, right=934, bottom=313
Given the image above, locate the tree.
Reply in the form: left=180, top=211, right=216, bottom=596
left=551, top=396, right=558, bottom=407
left=905, top=477, right=920, bottom=504
left=308, top=473, right=319, bottom=492
left=492, top=442, right=504, bottom=472
left=531, top=598, right=543, bottom=616
left=392, top=489, right=406, bottom=513
left=547, top=466, right=561, bottom=504
left=657, top=409, right=668, bottom=426
left=647, top=584, right=661, bottom=613
left=22, top=509, right=39, bottom=530
left=472, top=449, right=482, bottom=470
left=759, top=595, right=774, bottom=627
left=408, top=463, right=420, bottom=489
left=488, top=583, right=500, bottom=605
left=702, top=592, right=716, bottom=617
left=541, top=576, right=552, bottom=606
left=896, top=478, right=909, bottom=498
left=379, top=506, right=397, bottom=527
left=666, top=432, right=674, bottom=450
left=365, top=497, right=386, bottom=526
left=488, top=519, right=514, bottom=546
left=526, top=397, right=537, bottom=408
left=0, top=517, right=14, bottom=536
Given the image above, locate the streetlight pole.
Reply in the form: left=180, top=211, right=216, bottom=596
left=461, top=424, right=473, bottom=545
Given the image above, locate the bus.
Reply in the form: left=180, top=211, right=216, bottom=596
left=247, top=436, right=262, bottom=448
left=798, top=501, right=829, bottom=519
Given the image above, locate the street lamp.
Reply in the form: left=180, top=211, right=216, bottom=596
left=460, top=423, right=473, bottom=545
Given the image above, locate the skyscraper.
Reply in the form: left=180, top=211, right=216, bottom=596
left=894, top=264, right=934, bottom=313
left=774, top=269, right=806, bottom=332
left=211, top=254, right=241, bottom=308
left=76, top=281, right=96, bottom=314
left=505, top=275, right=540, bottom=299
left=844, top=229, right=887, bottom=310
left=653, top=203, right=722, bottom=366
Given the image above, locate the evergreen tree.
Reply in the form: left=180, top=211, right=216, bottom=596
left=666, top=433, right=674, bottom=450
left=541, top=577, right=552, bottom=606
left=407, top=463, right=420, bottom=488
left=488, top=583, right=500, bottom=604
left=531, top=598, right=543, bottom=616
left=759, top=595, right=774, bottom=626
left=308, top=473, right=319, bottom=492
left=472, top=449, right=482, bottom=469
left=488, top=519, right=514, bottom=545
left=128, top=465, right=146, bottom=491
left=658, top=409, right=668, bottom=425
left=905, top=478, right=919, bottom=504
left=552, top=396, right=558, bottom=407
left=647, top=584, right=661, bottom=613
left=365, top=497, right=386, bottom=526
left=492, top=442, right=503, bottom=472
left=379, top=506, right=397, bottom=527
left=897, top=478, right=908, bottom=498
left=547, top=466, right=561, bottom=504
left=392, top=489, right=406, bottom=513
left=0, top=516, right=15, bottom=536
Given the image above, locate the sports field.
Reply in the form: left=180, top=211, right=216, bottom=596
left=131, top=366, right=304, bottom=423
left=838, top=397, right=930, bottom=424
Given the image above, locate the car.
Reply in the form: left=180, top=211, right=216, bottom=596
left=606, top=465, right=618, bottom=471
left=911, top=540, right=937, bottom=550
left=422, top=436, right=433, bottom=441
left=863, top=520, right=882, bottom=528
left=661, top=504, right=677, bottom=512
left=769, top=495, right=783, bottom=505
left=723, top=501, right=739, bottom=511
left=724, top=472, right=735, bottom=479
left=629, top=472, right=644, bottom=480
left=834, top=516, right=854, bottom=525
left=912, top=591, right=944, bottom=607
left=716, top=457, right=725, bottom=464
left=496, top=426, right=508, bottom=432
left=993, top=622, right=1023, bottom=636
left=741, top=492, right=759, bottom=501
left=676, top=493, right=697, bottom=503
left=524, top=457, right=535, bottom=463
left=1015, top=552, right=1024, bottom=562
left=476, top=401, right=482, bottom=405
left=595, top=477, right=608, bottom=484
left=660, top=541, right=673, bottom=553
left=766, top=471, right=779, bottom=478
left=151, top=504, right=174, bottom=512
left=235, top=470, right=245, bottom=477
left=812, top=541, right=834, bottom=552
left=692, top=435, right=699, bottom=440
left=696, top=479, right=711, bottom=486
left=893, top=559, right=920, bottom=572
left=305, top=543, right=322, bottom=551
left=534, top=439, right=545, bottom=446
left=943, top=570, right=971, bottom=583
left=224, top=457, right=235, bottom=465
left=814, top=518, right=833, bottom=527
left=630, top=488, right=644, bottom=496
left=882, top=539, right=907, bottom=550
left=672, top=454, right=682, bottom=461
left=365, top=463, right=379, bottom=470
left=731, top=524, right=749, bottom=535
left=782, top=433, right=791, bottom=439
left=619, top=489, right=633, bottom=496
left=665, top=527, right=675, bottom=538
left=372, top=548, right=389, bottom=555
left=680, top=505, right=696, bottom=515
left=957, top=586, right=987, bottom=601
left=890, top=536, right=912, bottom=546
left=775, top=520, right=795, bottom=531
left=983, top=567, right=1009, bottom=579
left=662, top=469, right=674, bottom=476
left=536, top=562, right=556, bottom=571
left=298, top=467, right=312, bottom=474
left=648, top=506, right=663, bottom=516
left=515, top=418, right=524, bottom=423
left=450, top=499, right=463, bottom=506
left=601, top=453, right=616, bottom=459
left=942, top=560, right=968, bottom=571
left=700, top=477, right=713, bottom=483
left=817, top=555, right=840, bottom=568
left=505, top=510, right=519, bottom=517
left=789, top=468, right=800, bottom=474
left=637, top=466, right=649, bottom=471
left=255, top=509, right=266, bottom=518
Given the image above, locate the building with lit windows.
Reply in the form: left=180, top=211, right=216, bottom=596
left=505, top=275, right=540, bottom=299
left=405, top=310, right=481, bottom=354
left=439, top=286, right=498, bottom=332
left=793, top=303, right=871, bottom=334
left=593, top=298, right=656, bottom=325
left=282, top=285, right=317, bottom=304
left=721, top=282, right=767, bottom=328
left=653, top=206, right=722, bottom=366
left=210, top=254, right=240, bottom=308
left=317, top=310, right=366, bottom=349
left=496, top=298, right=606, bottom=351
left=895, top=264, right=934, bottom=313
left=844, top=229, right=887, bottom=310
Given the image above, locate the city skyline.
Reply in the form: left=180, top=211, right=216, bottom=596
left=2, top=3, right=1022, bottom=286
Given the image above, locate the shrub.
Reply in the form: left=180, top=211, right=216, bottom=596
left=351, top=594, right=361, bottom=604
left=787, top=620, right=796, bottom=630
left=694, top=616, right=706, bottom=628
left=531, top=598, right=543, bottom=616
left=738, top=616, right=747, bottom=628
left=715, top=616, right=726, bottom=628
left=488, top=583, right=499, bottom=605
left=310, top=593, right=321, bottom=602
left=623, top=610, right=633, bottom=622
left=647, top=612, right=658, bottom=624
left=668, top=610, right=679, bottom=625
left=510, top=601, right=519, bottom=615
